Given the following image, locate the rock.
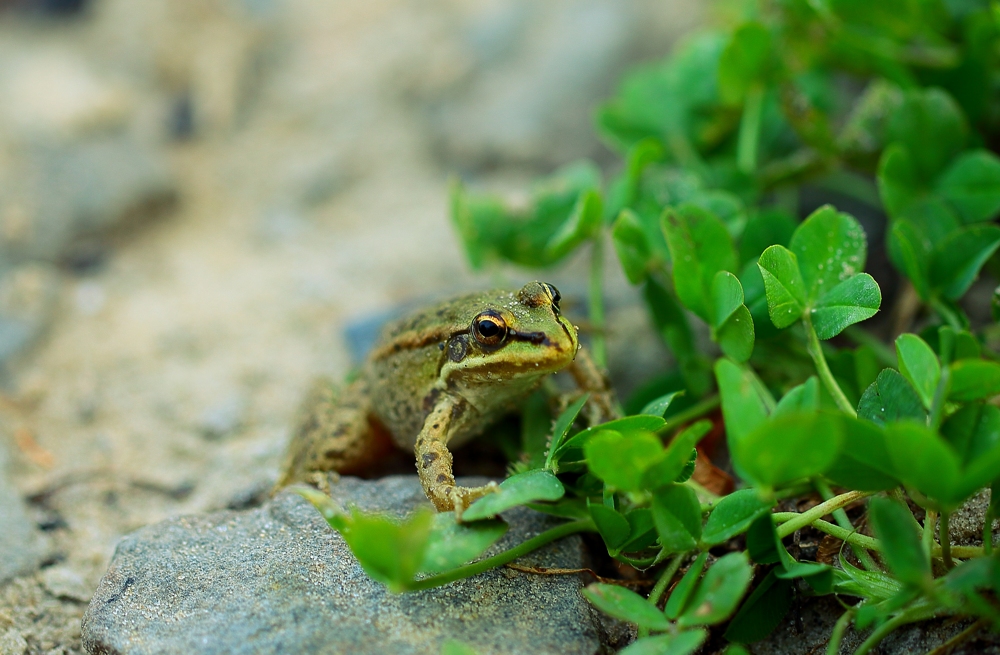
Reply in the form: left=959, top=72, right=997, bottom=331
left=0, top=263, right=60, bottom=365
left=0, top=136, right=176, bottom=265
left=197, top=392, right=248, bottom=440
left=0, top=627, right=28, bottom=655
left=0, top=445, right=47, bottom=584
left=40, top=566, right=92, bottom=603
left=83, top=476, right=606, bottom=655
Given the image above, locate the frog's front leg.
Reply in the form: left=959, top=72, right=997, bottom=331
left=415, top=393, right=498, bottom=514
left=567, top=347, right=622, bottom=425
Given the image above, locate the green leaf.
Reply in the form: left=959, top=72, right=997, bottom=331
left=677, top=552, right=753, bottom=627
left=773, top=377, right=819, bottom=417
left=441, top=640, right=480, bottom=655
left=716, top=305, right=755, bottom=363
left=340, top=508, right=433, bottom=593
left=810, top=273, right=881, bottom=339
left=718, top=22, right=774, bottom=105
left=546, top=393, right=590, bottom=469
left=732, top=412, right=842, bottom=489
left=558, top=415, right=667, bottom=455
left=757, top=245, right=805, bottom=328
left=613, top=209, right=653, bottom=284
left=941, top=403, right=1000, bottom=496
left=715, top=358, right=769, bottom=449
left=887, top=218, right=930, bottom=297
left=937, top=150, right=1000, bottom=223
left=643, top=420, right=711, bottom=489
left=857, top=368, right=926, bottom=426
left=585, top=430, right=665, bottom=492
left=884, top=422, right=963, bottom=507
left=702, top=489, right=774, bottom=546
left=929, top=223, right=1000, bottom=300
left=652, top=484, right=702, bottom=552
left=662, top=204, right=738, bottom=322
left=544, top=190, right=603, bottom=261
left=790, top=206, right=869, bottom=305
left=887, top=88, right=968, bottom=182
left=644, top=278, right=711, bottom=396
left=590, top=503, right=632, bottom=551
left=949, top=359, right=1000, bottom=402
left=740, top=209, right=797, bottom=266
left=823, top=415, right=898, bottom=491
left=622, top=508, right=659, bottom=551
left=746, top=514, right=780, bottom=565
left=895, top=334, right=941, bottom=410
left=711, top=272, right=754, bottom=362
left=582, top=583, right=672, bottom=631
left=665, top=553, right=708, bottom=620
left=462, top=469, right=564, bottom=521
left=619, top=630, right=707, bottom=655
left=868, top=496, right=931, bottom=588
left=723, top=569, right=794, bottom=643
left=640, top=391, right=683, bottom=418
left=294, top=486, right=349, bottom=531
left=877, top=145, right=922, bottom=218
left=420, top=513, right=508, bottom=574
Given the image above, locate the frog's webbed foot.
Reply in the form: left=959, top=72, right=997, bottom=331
left=564, top=347, right=622, bottom=426
left=415, top=393, right=500, bottom=515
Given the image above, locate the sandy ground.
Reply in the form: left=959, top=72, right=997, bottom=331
left=0, top=1, right=701, bottom=652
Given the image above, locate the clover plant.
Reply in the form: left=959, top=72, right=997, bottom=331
left=302, top=2, right=1000, bottom=653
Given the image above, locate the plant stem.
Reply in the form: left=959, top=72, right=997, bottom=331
left=639, top=553, right=686, bottom=638
left=939, top=511, right=954, bottom=569
left=408, top=519, right=595, bottom=591
left=853, top=603, right=939, bottom=655
left=927, top=368, right=950, bottom=432
left=771, top=515, right=882, bottom=553
left=933, top=544, right=983, bottom=559
left=737, top=86, right=765, bottom=174
left=657, top=395, right=720, bottom=436
left=776, top=490, right=873, bottom=538
left=923, top=509, right=938, bottom=562
left=589, top=237, right=607, bottom=369
left=815, top=480, right=878, bottom=571
left=803, top=314, right=856, bottom=416
left=826, top=608, right=856, bottom=655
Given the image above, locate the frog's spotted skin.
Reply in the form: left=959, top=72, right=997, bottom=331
left=277, top=281, right=619, bottom=513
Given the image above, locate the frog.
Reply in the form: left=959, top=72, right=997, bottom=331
left=275, top=281, right=619, bottom=513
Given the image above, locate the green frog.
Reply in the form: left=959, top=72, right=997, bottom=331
left=276, top=281, right=619, bottom=513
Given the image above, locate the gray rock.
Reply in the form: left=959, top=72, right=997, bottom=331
left=40, top=566, right=92, bottom=603
left=83, top=476, right=606, bottom=655
left=0, top=263, right=60, bottom=365
left=0, top=445, right=47, bottom=584
left=0, top=135, right=175, bottom=265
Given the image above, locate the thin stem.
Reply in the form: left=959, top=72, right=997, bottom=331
left=939, top=511, right=954, bottom=570
left=657, top=395, right=720, bottom=436
left=588, top=237, right=607, bottom=369
left=771, top=515, right=881, bottom=553
left=930, top=297, right=964, bottom=331
left=804, top=314, right=856, bottom=416
left=933, top=544, right=983, bottom=559
left=639, top=553, right=686, bottom=639
left=737, top=86, right=765, bottom=174
left=827, top=608, right=856, bottom=655
left=408, top=519, right=595, bottom=591
left=926, top=620, right=987, bottom=655
left=923, top=509, right=938, bottom=563
left=815, top=480, right=878, bottom=571
left=984, top=509, right=995, bottom=557
left=776, top=490, right=873, bottom=538
left=853, top=604, right=939, bottom=655
left=928, top=368, right=950, bottom=432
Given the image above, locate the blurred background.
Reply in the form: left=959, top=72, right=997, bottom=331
left=0, top=0, right=702, bottom=650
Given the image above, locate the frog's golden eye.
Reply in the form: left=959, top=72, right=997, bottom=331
left=472, top=311, right=508, bottom=346
left=541, top=283, right=561, bottom=311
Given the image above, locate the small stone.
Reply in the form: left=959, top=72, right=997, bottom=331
left=40, top=566, right=91, bottom=603
left=0, top=627, right=28, bottom=655
left=83, top=476, right=605, bottom=655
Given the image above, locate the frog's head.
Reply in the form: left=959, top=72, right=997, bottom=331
left=443, top=281, right=578, bottom=383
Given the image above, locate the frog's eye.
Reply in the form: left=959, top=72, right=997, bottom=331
left=541, top=283, right=561, bottom=311
left=472, top=311, right=508, bottom=346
